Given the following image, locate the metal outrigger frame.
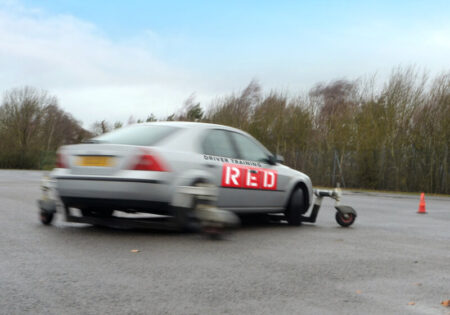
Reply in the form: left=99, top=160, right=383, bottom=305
left=301, top=187, right=357, bottom=227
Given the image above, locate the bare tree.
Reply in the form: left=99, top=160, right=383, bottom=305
left=0, top=86, right=88, bottom=169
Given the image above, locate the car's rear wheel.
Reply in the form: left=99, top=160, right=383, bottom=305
left=284, top=187, right=306, bottom=226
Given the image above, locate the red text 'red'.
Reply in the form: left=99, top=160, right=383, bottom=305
left=221, top=163, right=277, bottom=190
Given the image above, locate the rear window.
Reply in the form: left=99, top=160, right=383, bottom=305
left=90, top=125, right=180, bottom=146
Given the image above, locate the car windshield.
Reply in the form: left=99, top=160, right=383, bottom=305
left=89, top=125, right=180, bottom=146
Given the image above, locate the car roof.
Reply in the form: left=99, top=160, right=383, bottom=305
left=140, top=121, right=245, bottom=133
left=145, top=121, right=271, bottom=155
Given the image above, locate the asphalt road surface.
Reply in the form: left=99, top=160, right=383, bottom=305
left=1, top=170, right=449, bottom=315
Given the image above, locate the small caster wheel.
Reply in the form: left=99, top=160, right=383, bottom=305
left=40, top=211, right=54, bottom=225
left=335, top=212, right=356, bottom=227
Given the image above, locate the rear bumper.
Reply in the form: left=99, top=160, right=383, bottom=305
left=60, top=196, right=170, bottom=214
left=54, top=175, right=172, bottom=213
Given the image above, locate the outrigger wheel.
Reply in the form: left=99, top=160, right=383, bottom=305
left=335, top=205, right=357, bottom=227
left=38, top=176, right=57, bottom=226
left=39, top=210, right=54, bottom=225
left=38, top=199, right=57, bottom=226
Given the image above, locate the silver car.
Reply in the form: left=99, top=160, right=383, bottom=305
left=45, top=122, right=313, bottom=227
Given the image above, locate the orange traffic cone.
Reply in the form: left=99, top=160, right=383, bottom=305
left=417, top=193, right=427, bottom=214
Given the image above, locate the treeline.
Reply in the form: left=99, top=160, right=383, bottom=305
left=200, top=69, right=448, bottom=194
left=0, top=67, right=448, bottom=193
left=0, top=87, right=89, bottom=169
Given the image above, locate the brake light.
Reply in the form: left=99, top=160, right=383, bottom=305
left=131, top=150, right=168, bottom=172
left=56, top=152, right=68, bottom=168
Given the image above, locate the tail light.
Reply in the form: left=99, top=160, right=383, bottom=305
left=56, top=152, right=68, bottom=168
left=131, top=150, right=168, bottom=172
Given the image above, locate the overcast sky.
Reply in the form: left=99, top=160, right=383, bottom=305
left=1, top=0, right=449, bottom=127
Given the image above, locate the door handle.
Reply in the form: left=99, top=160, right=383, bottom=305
left=205, top=164, right=218, bottom=168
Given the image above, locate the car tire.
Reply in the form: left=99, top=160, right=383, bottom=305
left=284, top=188, right=305, bottom=226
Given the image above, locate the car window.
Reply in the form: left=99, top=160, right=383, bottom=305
left=91, top=125, right=179, bottom=146
left=202, top=129, right=237, bottom=158
left=231, top=132, right=269, bottom=162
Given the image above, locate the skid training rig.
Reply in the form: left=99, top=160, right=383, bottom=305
left=38, top=176, right=357, bottom=238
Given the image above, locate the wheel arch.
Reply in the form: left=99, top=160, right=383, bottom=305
left=171, top=169, right=216, bottom=187
left=284, top=179, right=312, bottom=212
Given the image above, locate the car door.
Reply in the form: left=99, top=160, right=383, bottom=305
left=229, top=131, right=290, bottom=209
left=200, top=128, right=244, bottom=209
left=201, top=128, right=287, bottom=211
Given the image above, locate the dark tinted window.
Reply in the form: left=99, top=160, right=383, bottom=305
left=231, top=132, right=269, bottom=162
left=91, top=125, right=179, bottom=146
left=202, top=129, right=237, bottom=158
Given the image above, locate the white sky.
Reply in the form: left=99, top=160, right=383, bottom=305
left=1, top=0, right=449, bottom=128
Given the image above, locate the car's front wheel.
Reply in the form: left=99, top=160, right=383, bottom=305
left=284, top=188, right=306, bottom=226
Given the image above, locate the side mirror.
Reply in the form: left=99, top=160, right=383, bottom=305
left=267, top=154, right=284, bottom=165
left=275, top=154, right=284, bottom=164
